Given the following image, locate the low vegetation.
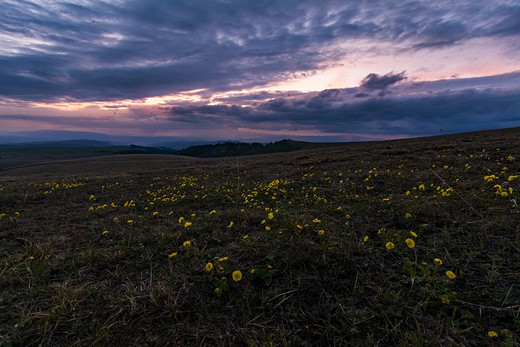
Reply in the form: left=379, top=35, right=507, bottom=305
left=1, top=127, right=519, bottom=345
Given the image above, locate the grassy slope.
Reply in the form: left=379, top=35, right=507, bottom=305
left=0, top=127, right=520, bottom=345
left=0, top=145, right=176, bottom=170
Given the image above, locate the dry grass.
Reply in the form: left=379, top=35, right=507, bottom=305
left=1, top=127, right=520, bottom=345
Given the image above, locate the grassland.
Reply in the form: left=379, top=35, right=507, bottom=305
left=1, top=127, right=519, bottom=346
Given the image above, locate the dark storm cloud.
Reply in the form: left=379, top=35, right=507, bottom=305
left=160, top=81, right=520, bottom=136
left=360, top=72, right=407, bottom=90
left=1, top=0, right=520, bottom=102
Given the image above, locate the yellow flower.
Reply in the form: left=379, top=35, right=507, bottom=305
left=250, top=269, right=255, bottom=274
left=183, top=241, right=191, bottom=249
left=178, top=217, right=185, bottom=224
left=152, top=211, right=159, bottom=216
left=410, top=231, right=417, bottom=238
left=434, top=258, right=443, bottom=265
left=168, top=252, right=177, bottom=258
left=363, top=235, right=369, bottom=242
left=317, top=229, right=325, bottom=236
left=218, top=257, right=228, bottom=262
left=313, top=218, right=321, bottom=223
left=28, top=256, right=35, bottom=260
left=267, top=212, right=274, bottom=220
left=488, top=331, right=498, bottom=338
left=242, top=234, right=249, bottom=239
left=113, top=217, right=119, bottom=222
left=227, top=221, right=234, bottom=228
left=265, top=226, right=271, bottom=231
left=232, top=270, right=242, bottom=282
left=102, top=230, right=109, bottom=236
left=205, top=262, right=213, bottom=272
left=386, top=242, right=395, bottom=250
left=345, top=214, right=351, bottom=219
left=214, top=287, right=221, bottom=295
left=405, top=213, right=412, bottom=219
left=296, top=224, right=303, bottom=230
left=210, top=210, right=216, bottom=215
left=184, top=221, right=192, bottom=228
left=405, top=238, right=415, bottom=248
left=127, top=219, right=133, bottom=224
left=191, top=213, right=196, bottom=217
left=501, top=329, right=512, bottom=337
left=445, top=271, right=456, bottom=279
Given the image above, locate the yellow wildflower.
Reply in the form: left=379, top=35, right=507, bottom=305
left=313, top=218, right=321, bottom=223
left=232, top=270, right=242, bottom=282
left=405, top=213, right=412, bottom=219
left=214, top=288, right=221, bottom=295
left=168, top=252, right=177, bottom=258
left=178, top=217, right=185, bottom=224
left=405, top=238, right=415, bottom=248
left=267, top=212, right=274, bottom=220
left=265, top=226, right=271, bottom=231
left=102, top=230, right=109, bottom=236
left=386, top=242, right=395, bottom=250
left=127, top=219, right=133, bottom=224
left=488, top=331, right=498, bottom=338
left=363, top=235, right=369, bottom=242
left=242, top=235, right=248, bottom=239
left=410, top=231, right=417, bottom=238
left=209, top=210, right=216, bottom=215
left=227, top=221, right=234, bottom=228
left=218, top=257, right=228, bottom=262
left=317, top=229, right=325, bottom=236
left=205, top=262, right=213, bottom=272
left=152, top=211, right=159, bottom=216
left=183, top=241, right=191, bottom=249
left=184, top=221, right=192, bottom=228
left=28, top=256, right=35, bottom=260
left=434, top=258, right=443, bottom=265
left=445, top=271, right=456, bottom=279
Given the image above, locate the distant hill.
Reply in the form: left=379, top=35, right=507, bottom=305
left=0, top=139, right=116, bottom=147
left=0, top=143, right=177, bottom=170
left=175, top=139, right=342, bottom=158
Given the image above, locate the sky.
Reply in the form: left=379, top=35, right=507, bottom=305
left=1, top=0, right=520, bottom=143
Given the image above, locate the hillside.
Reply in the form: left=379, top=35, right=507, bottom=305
left=0, top=127, right=519, bottom=345
left=0, top=143, right=177, bottom=170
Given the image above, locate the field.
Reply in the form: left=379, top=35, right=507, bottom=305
left=1, top=127, right=520, bottom=345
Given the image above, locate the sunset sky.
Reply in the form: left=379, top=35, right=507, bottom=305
left=1, top=0, right=520, bottom=143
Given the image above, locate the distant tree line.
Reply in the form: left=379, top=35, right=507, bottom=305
left=175, top=140, right=339, bottom=158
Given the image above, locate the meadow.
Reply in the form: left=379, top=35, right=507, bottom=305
left=1, top=127, right=519, bottom=345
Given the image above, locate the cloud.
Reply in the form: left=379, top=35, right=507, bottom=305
left=0, top=1, right=519, bottom=103
left=360, top=71, right=407, bottom=90
left=154, top=72, right=520, bottom=136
